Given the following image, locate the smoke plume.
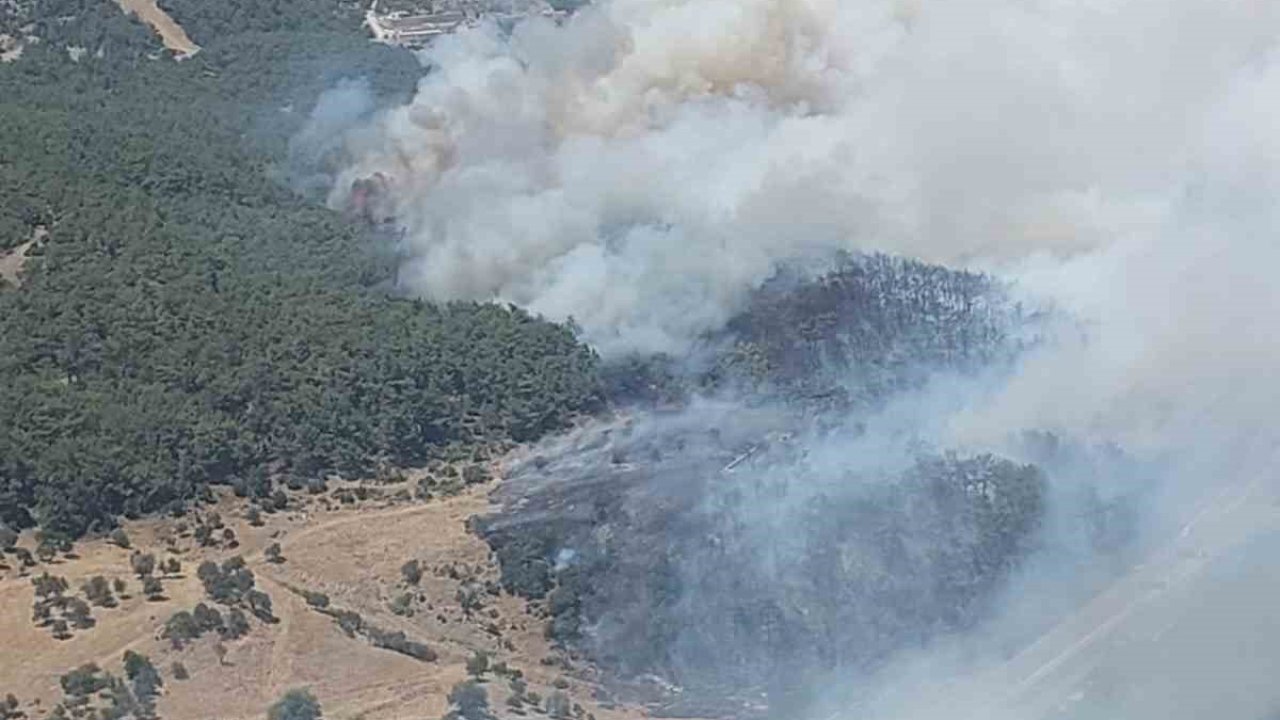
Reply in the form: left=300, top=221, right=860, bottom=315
left=331, top=0, right=1280, bottom=717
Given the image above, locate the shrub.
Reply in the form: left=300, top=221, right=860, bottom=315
left=82, top=576, right=116, bottom=608
left=122, top=651, right=162, bottom=700
left=59, top=664, right=106, bottom=697
left=400, top=559, right=422, bottom=586
left=265, top=543, right=284, bottom=564
left=163, top=611, right=201, bottom=648
left=267, top=688, right=322, bottom=720
left=142, top=576, right=164, bottom=601
left=446, top=681, right=489, bottom=720
left=129, top=552, right=155, bottom=578
left=466, top=651, right=489, bottom=679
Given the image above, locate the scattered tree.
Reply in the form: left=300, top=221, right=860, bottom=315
left=400, top=559, right=422, bottom=586
left=82, top=576, right=117, bottom=608
left=130, top=552, right=156, bottom=579
left=108, top=529, right=131, bottom=549
left=64, top=598, right=95, bottom=629
left=193, top=603, right=224, bottom=633
left=194, top=525, right=214, bottom=547
left=247, top=589, right=276, bottom=623
left=142, top=576, right=164, bottom=601
left=198, top=557, right=257, bottom=604
left=12, top=548, right=34, bottom=568
left=0, top=693, right=20, bottom=720
left=265, top=543, right=284, bottom=564
left=445, top=681, right=491, bottom=720
left=32, top=572, right=68, bottom=600
left=163, top=611, right=200, bottom=649
left=267, top=688, right=322, bottom=720
left=171, top=662, right=189, bottom=681
left=59, top=664, right=106, bottom=697
left=389, top=592, right=413, bottom=617
left=34, top=542, right=55, bottom=564
left=466, top=651, right=490, bottom=680
left=122, top=651, right=162, bottom=700
left=269, top=489, right=289, bottom=512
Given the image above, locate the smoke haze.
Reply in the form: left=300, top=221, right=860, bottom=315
left=331, top=0, right=1280, bottom=717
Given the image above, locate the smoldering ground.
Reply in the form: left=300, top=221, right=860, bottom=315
left=310, top=0, right=1280, bottom=717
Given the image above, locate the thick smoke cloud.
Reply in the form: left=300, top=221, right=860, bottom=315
left=335, top=0, right=1280, bottom=469
left=333, top=0, right=1280, bottom=375
left=288, top=78, right=377, bottom=196
left=333, top=0, right=1280, bottom=717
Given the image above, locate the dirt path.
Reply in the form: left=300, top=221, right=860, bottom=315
left=115, top=0, right=199, bottom=56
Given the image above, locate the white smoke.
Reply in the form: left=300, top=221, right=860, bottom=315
left=336, top=0, right=1280, bottom=455
left=333, top=0, right=1280, bottom=361
left=334, top=0, right=1280, bottom=716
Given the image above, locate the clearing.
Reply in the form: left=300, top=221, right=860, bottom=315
left=0, top=238, right=34, bottom=288
left=114, top=0, right=199, bottom=56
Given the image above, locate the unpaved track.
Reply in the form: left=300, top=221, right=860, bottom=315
left=115, top=0, right=198, bottom=56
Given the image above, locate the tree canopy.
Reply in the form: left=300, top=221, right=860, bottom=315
left=0, top=1, right=602, bottom=536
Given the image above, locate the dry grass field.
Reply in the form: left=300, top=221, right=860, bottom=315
left=0, top=471, right=649, bottom=720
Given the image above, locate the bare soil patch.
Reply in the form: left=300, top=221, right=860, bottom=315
left=0, top=239, right=33, bottom=287
left=115, top=0, right=199, bottom=56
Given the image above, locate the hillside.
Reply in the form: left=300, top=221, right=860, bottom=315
left=0, top=469, right=648, bottom=720
left=0, top=0, right=602, bottom=539
left=0, top=2, right=1072, bottom=719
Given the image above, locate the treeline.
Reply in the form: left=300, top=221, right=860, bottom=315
left=0, top=1, right=602, bottom=536
left=605, top=252, right=1023, bottom=410
left=715, top=253, right=1018, bottom=399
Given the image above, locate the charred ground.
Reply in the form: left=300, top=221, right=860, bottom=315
left=477, top=256, right=1046, bottom=717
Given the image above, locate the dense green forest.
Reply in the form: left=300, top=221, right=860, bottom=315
left=0, top=0, right=603, bottom=536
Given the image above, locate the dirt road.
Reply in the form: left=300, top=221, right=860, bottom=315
left=115, top=0, right=198, bottom=56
